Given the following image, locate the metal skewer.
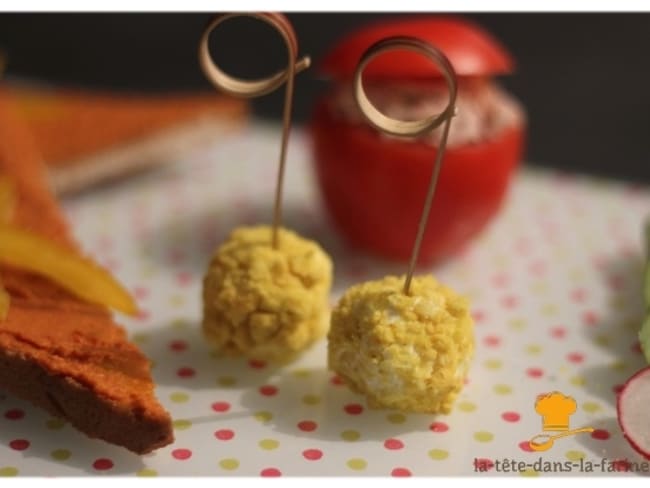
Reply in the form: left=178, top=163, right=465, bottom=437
left=353, top=36, right=458, bottom=295
left=198, top=12, right=310, bottom=249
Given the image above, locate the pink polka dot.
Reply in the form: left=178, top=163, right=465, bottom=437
left=570, top=288, right=587, bottom=303
left=211, top=401, right=231, bottom=413
left=168, top=249, right=185, bottom=265
left=529, top=259, right=546, bottom=275
left=172, top=448, right=192, bottom=460
left=391, top=468, right=412, bottom=477
left=500, top=295, right=519, bottom=308
left=483, top=335, right=501, bottom=347
left=501, top=411, right=521, bottom=422
left=491, top=273, right=509, bottom=287
left=344, top=403, right=364, bottom=415
left=4, top=409, right=24, bottom=420
left=330, top=375, right=344, bottom=386
left=169, top=340, right=188, bottom=352
left=9, top=439, right=29, bottom=451
left=133, top=286, right=149, bottom=299
left=176, top=271, right=192, bottom=286
left=591, top=429, right=610, bottom=440
left=608, top=275, right=625, bottom=291
left=215, top=429, right=234, bottom=440
left=519, top=441, right=534, bottom=452
left=582, top=310, right=599, bottom=326
left=302, top=449, right=323, bottom=460
left=429, top=421, right=449, bottom=433
left=259, top=385, right=278, bottom=396
left=550, top=326, right=566, bottom=339
left=260, top=468, right=282, bottom=477
left=612, top=459, right=631, bottom=472
left=567, top=352, right=584, bottom=363
left=248, top=359, right=267, bottom=369
left=384, top=438, right=404, bottom=450
left=472, top=310, right=486, bottom=323
left=177, top=367, right=195, bottom=378
left=474, top=458, right=495, bottom=471
left=526, top=367, right=544, bottom=378
left=136, top=309, right=150, bottom=321
left=93, top=458, right=114, bottom=470
left=297, top=420, right=318, bottom=432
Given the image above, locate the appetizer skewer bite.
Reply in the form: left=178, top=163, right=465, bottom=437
left=328, top=37, right=474, bottom=414
left=199, top=13, right=333, bottom=363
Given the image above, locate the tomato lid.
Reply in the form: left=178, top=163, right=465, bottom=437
left=320, top=16, right=514, bottom=81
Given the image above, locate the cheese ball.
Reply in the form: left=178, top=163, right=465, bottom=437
left=202, top=225, right=333, bottom=363
left=328, top=275, right=474, bottom=413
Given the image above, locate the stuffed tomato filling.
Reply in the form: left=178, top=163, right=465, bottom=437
left=327, top=79, right=525, bottom=147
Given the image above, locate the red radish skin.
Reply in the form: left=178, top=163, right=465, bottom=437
left=617, top=366, right=650, bottom=460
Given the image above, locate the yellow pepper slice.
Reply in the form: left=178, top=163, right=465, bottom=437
left=0, top=224, right=138, bottom=316
left=0, top=176, right=14, bottom=319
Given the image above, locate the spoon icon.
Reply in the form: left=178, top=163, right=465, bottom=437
left=528, top=427, right=595, bottom=451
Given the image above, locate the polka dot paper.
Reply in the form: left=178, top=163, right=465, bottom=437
left=2, top=123, right=650, bottom=476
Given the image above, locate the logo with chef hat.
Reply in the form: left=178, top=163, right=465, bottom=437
left=528, top=391, right=594, bottom=451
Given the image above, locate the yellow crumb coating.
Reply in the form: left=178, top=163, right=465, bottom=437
left=202, top=225, right=333, bottom=363
left=328, top=275, right=474, bottom=413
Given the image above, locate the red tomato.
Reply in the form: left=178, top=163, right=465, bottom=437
left=320, top=16, right=514, bottom=81
left=309, top=16, right=526, bottom=264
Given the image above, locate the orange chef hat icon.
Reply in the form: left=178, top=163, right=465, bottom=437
left=535, top=391, right=577, bottom=431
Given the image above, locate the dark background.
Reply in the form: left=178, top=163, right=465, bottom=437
left=0, top=13, right=648, bottom=182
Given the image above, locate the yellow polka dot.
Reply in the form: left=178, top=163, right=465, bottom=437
left=474, top=431, right=494, bottom=442
left=609, top=360, right=627, bottom=372
left=169, top=294, right=185, bottom=307
left=302, top=394, right=321, bottom=405
left=565, top=450, right=586, bottom=461
left=346, top=458, right=367, bottom=470
left=259, top=439, right=279, bottom=450
left=526, top=344, right=542, bottom=355
left=520, top=468, right=539, bottom=477
left=428, top=449, right=449, bottom=460
left=217, top=376, right=236, bottom=387
left=0, top=467, right=18, bottom=477
left=341, top=430, right=360, bottom=442
left=137, top=469, right=158, bottom=477
left=292, top=369, right=311, bottom=378
left=171, top=318, right=189, bottom=329
left=624, top=319, right=639, bottom=331
left=254, top=411, right=273, bottom=422
left=582, top=402, right=601, bottom=413
left=46, top=418, right=65, bottom=430
left=458, top=401, right=477, bottom=412
left=595, top=335, right=611, bottom=347
left=558, top=365, right=569, bottom=374
left=493, top=384, right=512, bottom=395
left=509, top=318, right=526, bottom=330
left=173, top=419, right=192, bottom=430
left=139, top=266, right=156, bottom=279
left=132, top=333, right=150, bottom=344
left=209, top=350, right=221, bottom=359
left=387, top=413, right=406, bottom=424
left=569, top=268, right=585, bottom=282
left=51, top=449, right=71, bottom=461
left=609, top=296, right=626, bottom=311
left=483, top=359, right=502, bottom=370
left=170, top=392, right=189, bottom=403
left=570, top=376, right=586, bottom=387
left=219, top=458, right=240, bottom=471
left=541, top=303, right=558, bottom=316
left=531, top=282, right=548, bottom=294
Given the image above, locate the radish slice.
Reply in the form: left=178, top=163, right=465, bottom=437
left=617, top=366, right=650, bottom=459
